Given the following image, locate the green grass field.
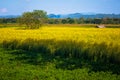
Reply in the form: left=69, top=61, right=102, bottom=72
left=0, top=24, right=120, bottom=80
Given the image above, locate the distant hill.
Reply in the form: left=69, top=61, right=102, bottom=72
left=0, top=15, right=19, bottom=18
left=48, top=13, right=120, bottom=19
left=0, top=13, right=120, bottom=19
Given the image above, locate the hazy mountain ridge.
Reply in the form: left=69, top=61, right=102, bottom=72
left=48, top=13, right=120, bottom=18
left=0, top=15, right=20, bottom=18
left=0, top=13, right=120, bottom=18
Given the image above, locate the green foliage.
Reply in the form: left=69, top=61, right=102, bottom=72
left=47, top=18, right=120, bottom=24
left=2, top=38, right=120, bottom=74
left=18, top=10, right=47, bottom=29
left=61, top=19, right=68, bottom=24
left=0, top=46, right=120, bottom=80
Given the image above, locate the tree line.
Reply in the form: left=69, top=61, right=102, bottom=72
left=47, top=18, right=120, bottom=24
left=0, top=10, right=120, bottom=28
left=0, top=17, right=120, bottom=24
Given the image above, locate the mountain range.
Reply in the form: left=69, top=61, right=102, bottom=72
left=0, top=15, right=19, bottom=18
left=48, top=13, right=120, bottom=18
left=0, top=13, right=120, bottom=18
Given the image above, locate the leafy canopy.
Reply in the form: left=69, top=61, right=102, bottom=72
left=19, top=10, right=47, bottom=29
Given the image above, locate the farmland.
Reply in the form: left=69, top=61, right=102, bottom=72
left=0, top=24, right=120, bottom=80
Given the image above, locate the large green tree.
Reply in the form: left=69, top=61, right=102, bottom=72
left=18, top=10, right=47, bottom=29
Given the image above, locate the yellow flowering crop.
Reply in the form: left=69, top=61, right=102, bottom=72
left=0, top=26, right=120, bottom=45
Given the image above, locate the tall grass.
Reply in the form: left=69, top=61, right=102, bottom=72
left=2, top=38, right=120, bottom=74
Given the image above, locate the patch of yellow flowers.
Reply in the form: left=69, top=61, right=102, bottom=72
left=0, top=27, right=120, bottom=45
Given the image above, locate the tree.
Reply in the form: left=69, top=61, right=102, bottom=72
left=93, top=18, right=102, bottom=24
left=61, top=19, right=67, bottom=24
left=18, top=10, right=47, bottom=29
left=77, top=18, right=85, bottom=24
left=0, top=18, right=4, bottom=24
left=67, top=18, right=75, bottom=24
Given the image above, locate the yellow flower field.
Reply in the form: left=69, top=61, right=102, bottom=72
left=0, top=25, right=120, bottom=78
left=0, top=26, right=120, bottom=45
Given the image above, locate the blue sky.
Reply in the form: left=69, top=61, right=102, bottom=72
left=0, top=0, right=120, bottom=15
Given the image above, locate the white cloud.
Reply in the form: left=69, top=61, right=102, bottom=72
left=0, top=8, right=8, bottom=13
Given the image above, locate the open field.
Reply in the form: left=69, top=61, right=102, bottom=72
left=0, top=24, right=120, bottom=43
left=0, top=24, right=120, bottom=80
left=0, top=23, right=120, bottom=28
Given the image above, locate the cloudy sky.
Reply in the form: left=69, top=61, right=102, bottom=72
left=0, top=0, right=120, bottom=15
